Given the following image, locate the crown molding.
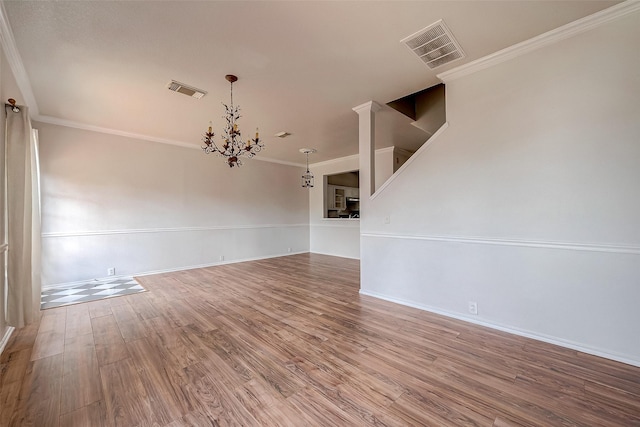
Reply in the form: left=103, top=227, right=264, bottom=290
left=0, top=5, right=306, bottom=167
left=437, top=1, right=640, bottom=83
left=33, top=114, right=305, bottom=168
left=0, top=1, right=39, bottom=115
left=310, top=153, right=360, bottom=169
left=252, top=156, right=305, bottom=168
left=309, top=146, right=402, bottom=169
left=34, top=114, right=197, bottom=148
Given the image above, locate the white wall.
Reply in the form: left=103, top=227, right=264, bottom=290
left=37, top=122, right=310, bottom=287
left=361, top=11, right=640, bottom=365
left=309, top=154, right=360, bottom=259
left=374, top=148, right=394, bottom=192
left=308, top=147, right=396, bottom=259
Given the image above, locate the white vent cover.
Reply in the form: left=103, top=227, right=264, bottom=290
left=401, top=20, right=465, bottom=69
left=167, top=80, right=207, bottom=99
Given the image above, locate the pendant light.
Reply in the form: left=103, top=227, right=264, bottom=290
left=300, top=148, right=316, bottom=188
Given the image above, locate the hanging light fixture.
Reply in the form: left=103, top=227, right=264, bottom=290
left=202, top=75, right=264, bottom=167
left=300, top=148, right=316, bottom=188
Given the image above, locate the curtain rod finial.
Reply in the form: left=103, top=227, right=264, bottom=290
left=7, top=98, right=20, bottom=112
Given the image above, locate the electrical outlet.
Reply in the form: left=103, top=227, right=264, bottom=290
left=219, top=255, right=224, bottom=261
left=384, top=215, right=391, bottom=224
left=107, top=267, right=115, bottom=276
left=287, top=247, right=292, bottom=253
left=468, top=301, right=478, bottom=315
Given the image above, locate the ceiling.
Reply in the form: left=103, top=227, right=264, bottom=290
left=3, top=1, right=618, bottom=165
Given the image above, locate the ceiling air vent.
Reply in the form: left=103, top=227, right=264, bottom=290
left=167, top=80, right=207, bottom=99
left=401, top=20, right=465, bottom=70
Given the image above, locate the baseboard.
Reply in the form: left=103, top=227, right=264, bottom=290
left=133, top=251, right=308, bottom=279
left=359, top=289, right=640, bottom=368
left=0, top=326, right=15, bottom=356
left=309, top=250, right=360, bottom=260
left=42, top=251, right=308, bottom=291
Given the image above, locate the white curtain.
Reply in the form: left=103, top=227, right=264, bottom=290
left=5, top=104, right=41, bottom=328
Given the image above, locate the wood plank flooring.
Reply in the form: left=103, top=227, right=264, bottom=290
left=1, top=253, right=639, bottom=426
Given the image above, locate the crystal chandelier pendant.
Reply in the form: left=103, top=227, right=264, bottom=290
left=202, top=75, right=264, bottom=167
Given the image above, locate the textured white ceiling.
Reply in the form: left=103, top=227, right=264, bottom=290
left=4, top=1, right=617, bottom=164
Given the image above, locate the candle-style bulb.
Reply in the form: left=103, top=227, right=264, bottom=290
left=255, top=127, right=259, bottom=139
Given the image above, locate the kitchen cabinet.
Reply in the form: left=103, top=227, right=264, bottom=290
left=327, top=185, right=359, bottom=212
left=327, top=185, right=346, bottom=210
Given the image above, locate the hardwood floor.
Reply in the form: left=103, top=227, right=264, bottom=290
left=1, top=253, right=639, bottom=426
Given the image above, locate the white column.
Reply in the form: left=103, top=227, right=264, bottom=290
left=353, top=101, right=381, bottom=289
left=352, top=101, right=382, bottom=201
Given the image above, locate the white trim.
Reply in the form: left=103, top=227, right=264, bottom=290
left=32, top=115, right=306, bottom=168
left=437, top=1, right=640, bottom=83
left=311, top=153, right=359, bottom=169
left=42, top=251, right=308, bottom=291
left=0, top=2, right=39, bottom=115
left=0, top=243, right=7, bottom=252
left=309, top=146, right=409, bottom=169
left=361, top=232, right=640, bottom=255
left=410, top=121, right=435, bottom=136
left=251, top=156, right=305, bottom=168
left=393, top=147, right=415, bottom=158
left=371, top=122, right=449, bottom=200
left=359, top=289, right=640, bottom=368
left=0, top=326, right=15, bottom=356
left=376, top=146, right=394, bottom=155
left=352, top=101, right=383, bottom=114
left=41, top=223, right=309, bottom=239
left=34, top=114, right=197, bottom=149
left=310, top=250, right=359, bottom=260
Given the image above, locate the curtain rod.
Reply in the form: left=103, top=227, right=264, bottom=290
left=6, top=98, right=20, bottom=112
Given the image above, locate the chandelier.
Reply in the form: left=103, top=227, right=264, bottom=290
left=202, top=75, right=264, bottom=167
left=300, top=148, right=316, bottom=188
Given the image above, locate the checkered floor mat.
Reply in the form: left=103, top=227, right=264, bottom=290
left=41, top=277, right=146, bottom=310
